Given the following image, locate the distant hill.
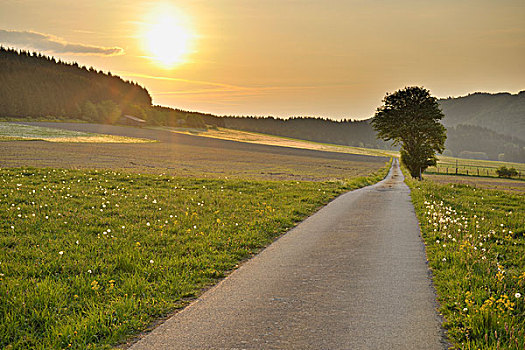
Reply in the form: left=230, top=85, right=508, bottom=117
left=445, top=124, right=525, bottom=162
left=439, top=91, right=525, bottom=140
left=0, top=47, right=151, bottom=122
left=220, top=116, right=389, bottom=150
left=1, top=48, right=524, bottom=162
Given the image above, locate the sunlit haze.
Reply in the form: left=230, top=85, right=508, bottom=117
left=141, top=4, right=193, bottom=68
left=1, top=0, right=524, bottom=119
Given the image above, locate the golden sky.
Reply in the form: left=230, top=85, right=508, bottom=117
left=1, top=0, right=524, bottom=119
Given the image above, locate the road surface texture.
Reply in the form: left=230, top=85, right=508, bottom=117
left=130, top=159, right=448, bottom=350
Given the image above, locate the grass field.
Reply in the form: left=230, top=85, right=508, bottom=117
left=426, top=175, right=525, bottom=194
left=0, top=122, right=152, bottom=143
left=0, top=163, right=390, bottom=350
left=159, top=126, right=397, bottom=158
left=163, top=126, right=525, bottom=180
left=428, top=156, right=525, bottom=179
left=407, top=176, right=525, bottom=349
left=1, top=123, right=388, bottom=182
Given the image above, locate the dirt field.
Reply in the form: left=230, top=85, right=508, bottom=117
left=0, top=122, right=388, bottom=181
left=426, top=174, right=525, bottom=194
left=162, top=126, right=397, bottom=158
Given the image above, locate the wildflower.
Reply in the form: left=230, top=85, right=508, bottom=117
left=88, top=269, right=92, bottom=274
left=442, top=258, right=447, bottom=262
left=59, top=251, right=64, bottom=255
left=146, top=222, right=150, bottom=226
left=516, top=293, right=522, bottom=299
left=91, top=280, right=99, bottom=291
left=149, top=260, right=154, bottom=264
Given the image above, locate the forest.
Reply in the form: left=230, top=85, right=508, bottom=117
left=1, top=47, right=524, bottom=163
left=0, top=47, right=150, bottom=123
left=439, top=91, right=525, bottom=140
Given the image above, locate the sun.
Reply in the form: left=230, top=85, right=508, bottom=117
left=143, top=11, right=193, bottom=68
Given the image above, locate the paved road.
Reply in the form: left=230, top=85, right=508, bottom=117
left=130, top=159, right=448, bottom=350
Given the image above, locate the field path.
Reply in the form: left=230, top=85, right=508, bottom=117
left=130, top=159, right=448, bottom=349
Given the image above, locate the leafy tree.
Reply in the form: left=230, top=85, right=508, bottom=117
left=371, top=86, right=447, bottom=179
left=81, top=101, right=99, bottom=122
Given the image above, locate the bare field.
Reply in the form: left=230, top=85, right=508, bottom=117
left=0, top=122, right=388, bottom=181
left=160, top=126, right=398, bottom=158
left=426, top=174, right=525, bottom=193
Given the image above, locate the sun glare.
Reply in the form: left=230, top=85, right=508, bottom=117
left=143, top=9, right=193, bottom=69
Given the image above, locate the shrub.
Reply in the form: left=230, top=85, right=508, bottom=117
left=496, top=166, right=518, bottom=178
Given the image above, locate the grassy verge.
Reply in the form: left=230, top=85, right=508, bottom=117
left=0, top=162, right=389, bottom=349
left=407, top=176, right=525, bottom=349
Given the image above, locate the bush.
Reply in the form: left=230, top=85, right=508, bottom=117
left=496, top=166, right=518, bottom=178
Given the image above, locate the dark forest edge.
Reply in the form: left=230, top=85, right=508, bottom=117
left=1, top=47, right=524, bottom=163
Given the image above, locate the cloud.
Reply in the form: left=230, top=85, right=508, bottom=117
left=0, top=29, right=124, bottom=56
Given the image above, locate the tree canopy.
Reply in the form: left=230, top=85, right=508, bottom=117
left=371, top=86, right=447, bottom=179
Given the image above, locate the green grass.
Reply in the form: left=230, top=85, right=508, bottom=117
left=428, top=156, right=525, bottom=179
left=0, top=122, right=152, bottom=143
left=407, top=177, right=525, bottom=349
left=0, top=122, right=94, bottom=139
left=0, top=163, right=389, bottom=349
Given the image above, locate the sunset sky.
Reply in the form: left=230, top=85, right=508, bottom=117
left=1, top=0, right=524, bottom=120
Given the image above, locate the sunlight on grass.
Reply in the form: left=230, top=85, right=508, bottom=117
left=0, top=123, right=153, bottom=143
left=154, top=126, right=397, bottom=158
left=407, top=177, right=525, bottom=349
left=0, top=164, right=389, bottom=349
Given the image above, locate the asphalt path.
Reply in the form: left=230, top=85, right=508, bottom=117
left=130, top=159, right=448, bottom=349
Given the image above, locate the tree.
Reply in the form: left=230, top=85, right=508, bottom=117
left=371, top=86, right=446, bottom=179
left=496, top=166, right=518, bottom=178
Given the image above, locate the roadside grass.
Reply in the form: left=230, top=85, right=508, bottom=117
left=407, top=177, right=525, bottom=349
left=0, top=123, right=153, bottom=143
left=0, top=162, right=389, bottom=349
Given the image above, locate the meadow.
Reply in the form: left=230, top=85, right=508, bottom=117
left=0, top=164, right=389, bottom=349
left=158, top=126, right=397, bottom=158
left=1, top=122, right=387, bottom=182
left=0, top=122, right=151, bottom=143
left=407, top=176, right=525, bottom=349
left=428, top=156, right=525, bottom=178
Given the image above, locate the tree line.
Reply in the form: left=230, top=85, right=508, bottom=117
left=0, top=47, right=151, bottom=123
left=1, top=48, right=523, bottom=163
left=445, top=124, right=525, bottom=163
